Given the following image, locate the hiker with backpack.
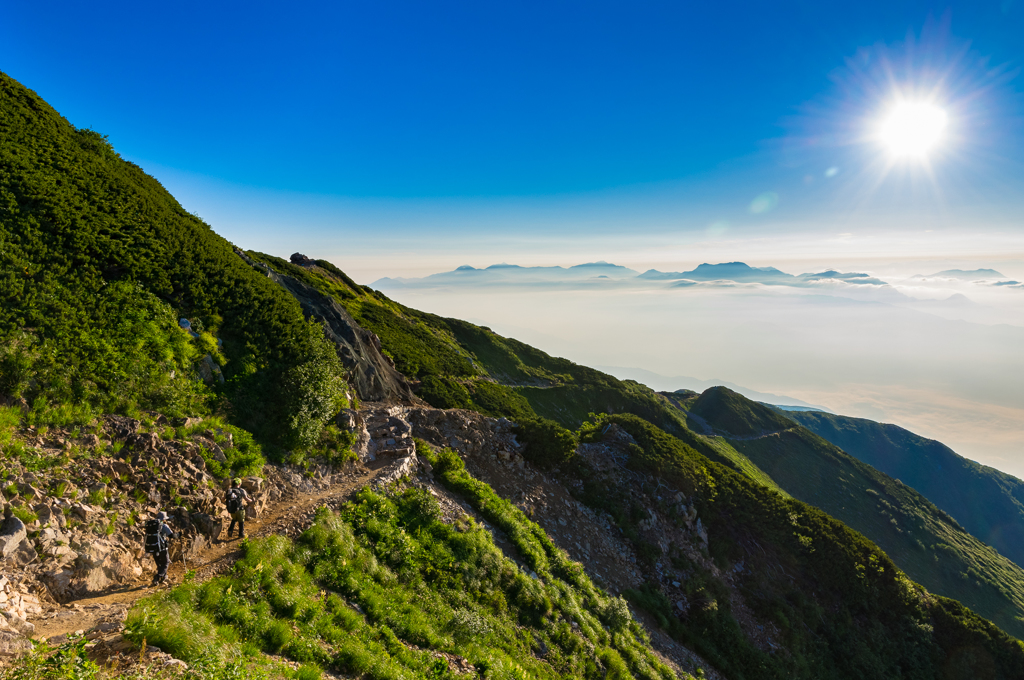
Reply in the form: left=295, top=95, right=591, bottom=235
left=226, top=478, right=252, bottom=540
left=144, top=511, right=176, bottom=585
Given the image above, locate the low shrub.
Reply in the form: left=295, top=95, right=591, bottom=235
left=513, top=417, right=578, bottom=469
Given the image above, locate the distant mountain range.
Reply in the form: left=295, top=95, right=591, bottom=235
left=374, top=260, right=1018, bottom=292
left=639, top=261, right=889, bottom=286
left=913, top=268, right=1006, bottom=280
left=375, top=260, right=639, bottom=286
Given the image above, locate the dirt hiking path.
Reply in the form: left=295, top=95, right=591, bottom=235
left=30, top=462, right=392, bottom=640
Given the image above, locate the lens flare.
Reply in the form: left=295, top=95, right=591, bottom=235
left=879, top=102, right=948, bottom=159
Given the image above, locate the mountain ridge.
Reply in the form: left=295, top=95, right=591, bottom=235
left=781, top=408, right=1024, bottom=570
left=4, top=69, right=1024, bottom=679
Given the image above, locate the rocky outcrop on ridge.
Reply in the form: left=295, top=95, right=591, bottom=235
left=235, top=249, right=417, bottom=403
left=0, top=416, right=288, bottom=603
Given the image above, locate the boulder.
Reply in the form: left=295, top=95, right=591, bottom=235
left=245, top=497, right=267, bottom=520
left=240, top=477, right=263, bottom=495
left=11, top=538, right=36, bottom=566
left=337, top=408, right=360, bottom=432
left=42, top=568, right=74, bottom=600
left=198, top=355, right=225, bottom=385
left=192, top=436, right=226, bottom=463
left=73, top=566, right=112, bottom=595
left=105, top=415, right=141, bottom=441
left=76, top=539, right=114, bottom=568
left=105, top=550, right=143, bottom=582
left=173, top=534, right=208, bottom=562
left=189, top=512, right=223, bottom=541
left=34, top=504, right=53, bottom=526
left=71, top=503, right=95, bottom=521
left=0, top=520, right=27, bottom=559
left=1, top=611, right=33, bottom=636
left=0, top=630, right=31, bottom=657
left=125, top=432, right=161, bottom=455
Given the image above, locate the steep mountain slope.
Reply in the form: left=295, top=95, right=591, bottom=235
left=248, top=253, right=1024, bottom=646
left=672, top=388, right=1024, bottom=638
left=0, top=71, right=389, bottom=449
left=782, top=409, right=1024, bottom=569
left=4, top=69, right=1024, bottom=678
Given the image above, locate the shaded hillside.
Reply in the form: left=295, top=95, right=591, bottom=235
left=783, top=409, right=1024, bottom=570
left=669, top=389, right=1024, bottom=638
left=575, top=412, right=1024, bottom=679
left=688, top=386, right=795, bottom=437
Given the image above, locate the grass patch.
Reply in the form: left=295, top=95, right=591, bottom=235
left=126, top=472, right=685, bottom=680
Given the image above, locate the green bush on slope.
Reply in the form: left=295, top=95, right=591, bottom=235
left=0, top=280, right=208, bottom=417
left=0, top=72, right=346, bottom=446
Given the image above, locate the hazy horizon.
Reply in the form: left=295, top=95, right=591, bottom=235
left=360, top=256, right=1024, bottom=478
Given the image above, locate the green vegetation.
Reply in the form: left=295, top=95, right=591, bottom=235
left=687, top=386, right=795, bottom=437
left=127, top=475, right=683, bottom=680
left=513, top=418, right=579, bottom=469
left=177, top=416, right=266, bottom=478
left=0, top=405, right=19, bottom=445
left=783, top=408, right=1024, bottom=571
left=668, top=393, right=1024, bottom=639
left=0, top=72, right=345, bottom=448
left=577, top=412, right=1024, bottom=679
left=0, top=633, right=273, bottom=680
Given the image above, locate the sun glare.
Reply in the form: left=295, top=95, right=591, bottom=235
left=879, top=102, right=948, bottom=159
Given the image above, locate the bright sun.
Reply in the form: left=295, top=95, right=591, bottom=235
left=879, top=102, right=948, bottom=159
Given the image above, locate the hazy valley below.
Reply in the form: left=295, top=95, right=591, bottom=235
left=375, top=262, right=1024, bottom=478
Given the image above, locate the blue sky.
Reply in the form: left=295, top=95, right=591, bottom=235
left=6, top=0, right=1024, bottom=249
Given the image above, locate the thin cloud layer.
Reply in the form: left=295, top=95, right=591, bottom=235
left=373, top=259, right=1024, bottom=477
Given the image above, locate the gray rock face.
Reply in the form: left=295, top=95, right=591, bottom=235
left=189, top=512, right=223, bottom=542
left=0, top=517, right=26, bottom=558
left=0, top=630, right=32, bottom=657
left=198, top=354, right=225, bottom=384
left=259, top=263, right=417, bottom=403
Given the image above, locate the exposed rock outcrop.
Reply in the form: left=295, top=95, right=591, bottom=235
left=235, top=251, right=416, bottom=403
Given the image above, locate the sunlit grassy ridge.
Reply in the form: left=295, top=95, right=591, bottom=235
left=0, top=72, right=345, bottom=448
left=129, top=473, right=681, bottom=680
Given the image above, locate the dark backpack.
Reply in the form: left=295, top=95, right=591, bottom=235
left=144, top=519, right=165, bottom=554
left=226, top=489, right=242, bottom=514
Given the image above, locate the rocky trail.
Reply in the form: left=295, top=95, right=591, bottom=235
left=2, top=402, right=730, bottom=678
left=28, top=460, right=391, bottom=642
